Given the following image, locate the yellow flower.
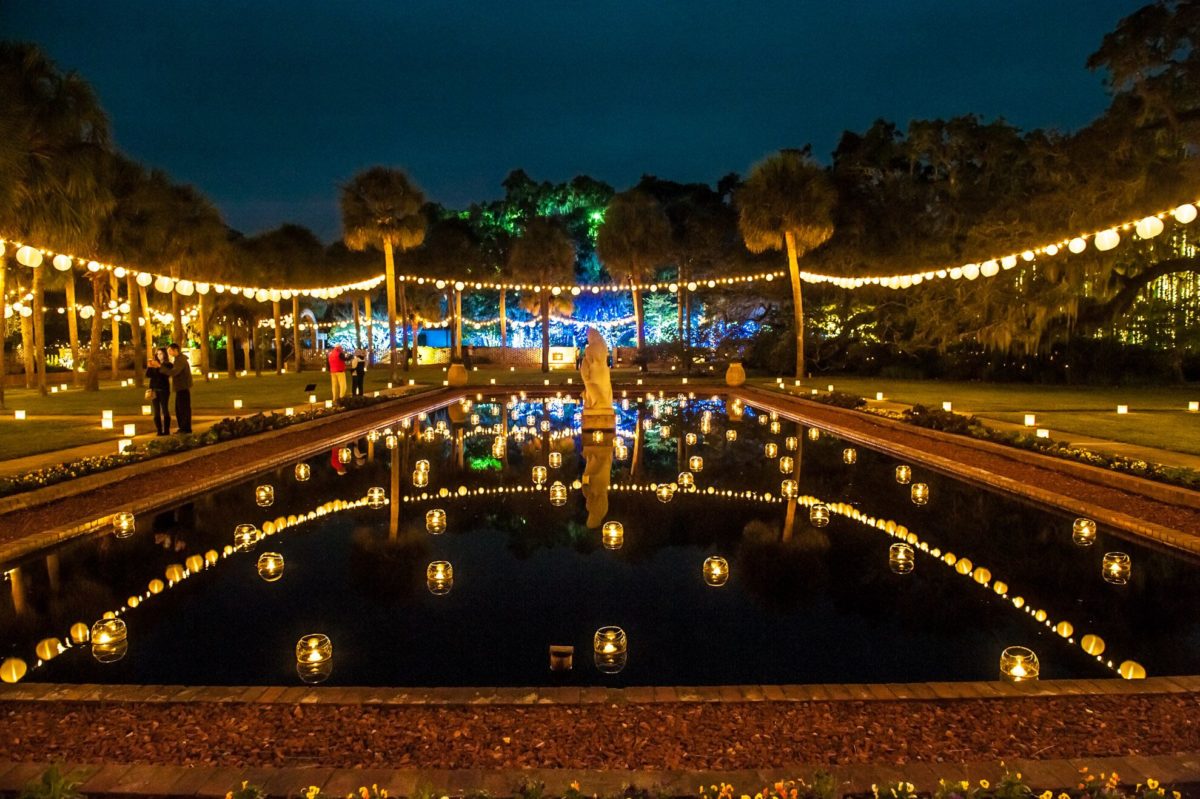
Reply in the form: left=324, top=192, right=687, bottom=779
left=571, top=783, right=581, bottom=792
left=1059, top=793, right=1071, bottom=799
left=980, top=780, right=990, bottom=789
left=1147, top=779, right=1159, bottom=790
left=961, top=783, right=969, bottom=791
left=1040, top=791, right=1052, bottom=799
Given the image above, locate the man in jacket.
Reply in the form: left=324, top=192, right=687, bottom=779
left=328, top=345, right=347, bottom=401
left=162, top=343, right=194, bottom=433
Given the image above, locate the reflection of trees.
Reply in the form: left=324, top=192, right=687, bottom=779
left=348, top=524, right=430, bottom=604
left=736, top=519, right=832, bottom=612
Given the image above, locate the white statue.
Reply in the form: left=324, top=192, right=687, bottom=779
left=580, top=328, right=613, bottom=412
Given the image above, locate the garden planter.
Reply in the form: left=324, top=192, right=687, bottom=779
left=725, top=361, right=746, bottom=387
left=447, top=362, right=469, bottom=386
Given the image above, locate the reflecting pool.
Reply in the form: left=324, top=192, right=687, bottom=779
left=2, top=393, right=1197, bottom=686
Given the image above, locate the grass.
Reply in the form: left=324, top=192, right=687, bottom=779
left=758, top=375, right=1200, bottom=457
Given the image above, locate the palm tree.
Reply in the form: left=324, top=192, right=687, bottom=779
left=340, top=167, right=427, bottom=381
left=737, top=149, right=836, bottom=378
left=0, top=43, right=113, bottom=396
left=596, top=190, right=671, bottom=366
left=242, top=224, right=325, bottom=373
left=508, top=218, right=576, bottom=372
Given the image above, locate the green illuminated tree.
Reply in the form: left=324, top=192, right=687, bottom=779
left=508, top=217, right=576, bottom=372
left=738, top=149, right=836, bottom=378
left=596, top=189, right=671, bottom=365
left=340, top=167, right=427, bottom=381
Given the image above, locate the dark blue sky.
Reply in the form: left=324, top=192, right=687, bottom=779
left=3, top=0, right=1143, bottom=241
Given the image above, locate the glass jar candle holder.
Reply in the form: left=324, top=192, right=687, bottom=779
left=112, top=511, right=136, bottom=538
left=363, top=486, right=385, bottom=508
left=725, top=429, right=737, bottom=442
left=549, top=481, right=568, bottom=506
left=842, top=447, right=857, bottom=464
left=414, top=459, right=430, bottom=473
left=764, top=442, right=778, bottom=459
left=294, top=463, right=311, bottom=481
left=910, top=483, right=930, bottom=505
left=1072, top=517, right=1097, bottom=546
left=91, top=618, right=128, bottom=664
left=234, top=523, right=260, bottom=552
left=412, top=470, right=428, bottom=488
left=593, top=626, right=627, bottom=674
left=602, top=521, right=624, bottom=550
left=677, top=471, right=695, bottom=490
left=255, top=485, right=274, bottom=507
left=532, top=466, right=547, bottom=485
left=426, top=509, right=447, bottom=534
left=807, top=427, right=820, bottom=441
left=427, top=561, right=453, bottom=595
left=780, top=479, right=798, bottom=499
left=769, top=421, right=781, bottom=434
left=296, top=633, right=332, bottom=665
left=367, top=429, right=380, bottom=443
left=257, top=552, right=285, bottom=582
left=702, top=555, right=729, bottom=586
left=895, top=465, right=912, bottom=484
left=685, top=432, right=697, bottom=446
left=688, top=455, right=703, bottom=472
left=548, top=451, right=562, bottom=468
left=1102, top=552, right=1131, bottom=585
left=888, top=543, right=915, bottom=574
left=785, top=436, right=798, bottom=451
left=779, top=456, right=794, bottom=474
left=336, top=447, right=352, bottom=465
left=385, top=433, right=398, bottom=450
left=296, top=659, right=332, bottom=684
left=810, top=503, right=830, bottom=527
left=999, top=646, right=1039, bottom=681
left=656, top=483, right=675, bottom=503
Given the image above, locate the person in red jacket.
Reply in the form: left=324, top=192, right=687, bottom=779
left=328, top=345, right=347, bottom=401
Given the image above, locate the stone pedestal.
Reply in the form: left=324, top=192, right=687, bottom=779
left=581, top=408, right=616, bottom=431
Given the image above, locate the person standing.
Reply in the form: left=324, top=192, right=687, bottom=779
left=328, top=344, right=347, bottom=401
left=351, top=348, right=366, bottom=396
left=146, top=347, right=172, bottom=435
left=162, top=343, right=193, bottom=434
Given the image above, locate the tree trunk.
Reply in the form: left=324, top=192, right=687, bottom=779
left=399, top=281, right=410, bottom=371
left=540, top=289, right=550, bottom=373
left=364, top=293, right=374, bottom=365
left=292, top=296, right=302, bottom=372
left=225, top=321, right=236, bottom=378
left=0, top=256, right=7, bottom=407
left=109, top=273, right=120, bottom=380
left=784, top=230, right=805, bottom=379
left=170, top=289, right=184, bottom=347
left=273, top=300, right=282, bottom=373
left=127, top=274, right=144, bottom=388
left=454, top=289, right=463, bottom=359
left=254, top=324, right=263, bottom=376
left=198, top=291, right=211, bottom=379
left=139, top=284, right=153, bottom=356
left=241, top=330, right=251, bottom=377
left=499, top=289, right=507, bottom=361
left=32, top=264, right=47, bottom=395
left=684, top=278, right=692, bottom=375
left=413, top=320, right=422, bottom=366
left=676, top=267, right=685, bottom=372
left=84, top=274, right=107, bottom=391
left=352, top=296, right=362, bottom=350
left=384, top=239, right=399, bottom=382
left=20, top=309, right=34, bottom=388
left=632, top=284, right=645, bottom=370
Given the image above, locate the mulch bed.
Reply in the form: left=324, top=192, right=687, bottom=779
left=2, top=694, right=1198, bottom=770
left=765, top=396, right=1200, bottom=542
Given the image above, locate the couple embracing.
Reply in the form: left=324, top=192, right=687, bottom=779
left=146, top=343, right=193, bottom=436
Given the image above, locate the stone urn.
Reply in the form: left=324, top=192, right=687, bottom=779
left=447, top=362, right=469, bottom=386
left=725, top=361, right=746, bottom=387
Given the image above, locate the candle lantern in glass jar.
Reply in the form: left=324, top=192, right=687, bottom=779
left=294, top=463, right=311, bottom=481
left=91, top=618, right=128, bottom=663
left=1102, top=552, right=1131, bottom=585
left=549, top=451, right=562, bottom=468
left=910, top=483, right=930, bottom=505
left=366, top=487, right=387, bottom=508
left=532, top=466, right=547, bottom=485
left=779, top=456, right=794, bottom=474
left=888, top=543, right=915, bottom=574
left=702, top=556, right=729, bottom=586
left=999, top=646, right=1039, bottom=681
left=895, top=465, right=912, bottom=484
left=593, top=626, right=627, bottom=674
left=426, top=509, right=447, bottom=534
left=549, top=481, right=568, bottom=506
left=677, top=471, right=695, bottom=490
left=764, top=442, right=778, bottom=459
left=255, top=485, right=274, bottom=507
left=257, top=552, right=285, bottom=582
left=427, top=561, right=454, bottom=594
left=602, top=521, right=624, bottom=550
left=842, top=447, right=857, bottom=464
left=1072, top=517, right=1097, bottom=546
left=234, top=523, right=260, bottom=551
left=112, top=511, right=136, bottom=538
left=810, top=504, right=830, bottom=527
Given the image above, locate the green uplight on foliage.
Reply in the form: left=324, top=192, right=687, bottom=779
left=468, top=456, right=503, bottom=471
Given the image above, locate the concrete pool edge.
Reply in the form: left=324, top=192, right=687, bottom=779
left=1, top=755, right=1200, bottom=798
left=2, top=675, right=1197, bottom=704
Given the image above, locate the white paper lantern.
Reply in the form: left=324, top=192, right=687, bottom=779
left=1044, top=244, right=1059, bottom=256
left=196, top=282, right=210, bottom=295
left=1021, top=250, right=1035, bottom=262
left=86, top=260, right=102, bottom=272
left=1093, top=229, right=1120, bottom=251
left=52, top=254, right=72, bottom=271
left=948, top=267, right=962, bottom=280
left=113, top=266, right=127, bottom=278
left=153, top=275, right=175, bottom=293
left=962, top=263, right=980, bottom=280
left=1068, top=237, right=1087, bottom=254
left=79, top=305, right=94, bottom=319
left=1135, top=216, right=1164, bottom=239
left=269, top=289, right=281, bottom=302
left=15, top=246, right=42, bottom=268
left=1172, top=204, right=1197, bottom=224
left=1001, top=254, right=1017, bottom=269
left=255, top=289, right=269, bottom=302
left=175, top=280, right=194, bottom=296
left=980, top=260, right=999, bottom=277
left=135, top=271, right=153, bottom=287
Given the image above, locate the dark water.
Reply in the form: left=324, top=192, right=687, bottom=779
left=2, top=394, right=1197, bottom=687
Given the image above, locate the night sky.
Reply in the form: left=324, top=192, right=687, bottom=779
left=3, top=0, right=1144, bottom=241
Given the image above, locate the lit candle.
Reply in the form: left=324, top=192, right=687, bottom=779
left=999, top=646, right=1039, bottom=681
left=14, top=410, right=25, bottom=420
left=426, top=560, right=453, bottom=594
left=888, top=542, right=915, bottom=574
left=702, top=555, right=729, bottom=586
left=233, top=523, right=260, bottom=551
left=90, top=618, right=128, bottom=664
left=593, top=626, right=627, bottom=674
left=233, top=399, right=243, bottom=409
left=1023, top=413, right=1036, bottom=427
left=686, top=432, right=698, bottom=445
left=257, top=552, right=285, bottom=582
left=895, top=465, right=912, bottom=484
left=809, top=503, right=830, bottom=527
left=412, top=469, right=428, bottom=488
left=656, top=483, right=675, bottom=503
left=1071, top=517, right=1096, bottom=546
left=677, top=471, right=695, bottom=489
left=1116, top=404, right=1128, bottom=415
left=255, top=485, right=274, bottom=507
left=910, top=483, right=929, bottom=505
left=295, top=633, right=332, bottom=664
left=112, top=511, right=136, bottom=538
left=602, top=521, right=624, bottom=550
left=366, top=487, right=387, bottom=508
left=725, top=429, right=737, bottom=442
left=1102, top=552, right=1131, bottom=585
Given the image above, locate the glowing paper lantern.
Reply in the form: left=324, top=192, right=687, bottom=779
left=1173, top=204, right=1197, bottom=224
left=52, top=254, right=72, bottom=271
left=15, top=246, right=42, bottom=268
left=1, top=658, right=28, bottom=683
left=69, top=623, right=90, bottom=644
left=1068, top=237, right=1087, bottom=254
left=999, top=646, right=1039, bottom=681
left=1081, top=634, right=1105, bottom=656
left=702, top=556, right=729, bottom=586
left=1135, top=216, right=1164, bottom=239
left=1118, top=660, right=1146, bottom=680
left=1093, top=229, right=1120, bottom=251
left=136, top=271, right=153, bottom=287
left=153, top=275, right=175, bottom=294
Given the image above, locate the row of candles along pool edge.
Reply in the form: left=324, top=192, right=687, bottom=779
left=0, top=395, right=1143, bottom=686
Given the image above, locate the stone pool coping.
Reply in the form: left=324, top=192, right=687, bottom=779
left=0, top=675, right=1198, bottom=705
left=1, top=755, right=1199, bottom=798
left=729, top=387, right=1200, bottom=557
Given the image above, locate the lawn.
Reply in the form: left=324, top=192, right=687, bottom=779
left=762, top=376, right=1200, bottom=457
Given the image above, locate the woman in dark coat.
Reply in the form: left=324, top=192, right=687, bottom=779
left=146, top=347, right=172, bottom=435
